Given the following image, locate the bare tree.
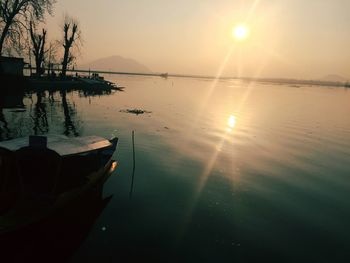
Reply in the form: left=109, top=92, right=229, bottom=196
left=46, top=40, right=58, bottom=74
left=29, top=21, right=46, bottom=76
left=0, top=0, right=56, bottom=56
left=60, top=15, right=82, bottom=77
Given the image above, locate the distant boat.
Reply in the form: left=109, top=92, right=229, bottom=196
left=160, top=73, right=168, bottom=79
left=0, top=135, right=118, bottom=234
left=78, top=73, right=123, bottom=90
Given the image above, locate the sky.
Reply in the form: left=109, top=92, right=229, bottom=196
left=45, top=0, right=350, bottom=79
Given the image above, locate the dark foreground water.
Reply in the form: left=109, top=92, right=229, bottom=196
left=1, top=76, right=350, bottom=262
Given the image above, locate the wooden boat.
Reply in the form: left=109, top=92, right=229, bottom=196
left=0, top=135, right=118, bottom=234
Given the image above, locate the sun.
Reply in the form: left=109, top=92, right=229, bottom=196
left=232, top=24, right=249, bottom=41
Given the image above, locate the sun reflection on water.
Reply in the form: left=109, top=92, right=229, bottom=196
left=227, top=114, right=237, bottom=132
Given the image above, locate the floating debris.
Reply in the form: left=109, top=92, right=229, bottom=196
left=120, top=108, right=152, bottom=115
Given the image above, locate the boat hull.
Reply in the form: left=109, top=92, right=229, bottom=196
left=0, top=158, right=117, bottom=235
left=0, top=135, right=119, bottom=235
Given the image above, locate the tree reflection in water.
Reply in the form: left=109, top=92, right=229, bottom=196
left=0, top=86, right=114, bottom=141
left=60, top=90, right=80, bottom=136
left=0, top=93, right=24, bottom=141
left=31, top=91, right=49, bottom=135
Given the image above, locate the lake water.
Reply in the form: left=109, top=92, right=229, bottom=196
left=1, top=76, right=350, bottom=262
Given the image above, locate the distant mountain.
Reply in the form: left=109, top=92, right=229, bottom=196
left=322, top=74, right=349, bottom=82
left=79, top=55, right=152, bottom=73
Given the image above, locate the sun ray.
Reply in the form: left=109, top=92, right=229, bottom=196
left=184, top=44, right=235, bottom=141
left=175, top=114, right=237, bottom=246
left=246, top=0, right=261, bottom=22
left=175, top=0, right=263, bottom=246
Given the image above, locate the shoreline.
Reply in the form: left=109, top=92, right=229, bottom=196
left=0, top=74, right=124, bottom=93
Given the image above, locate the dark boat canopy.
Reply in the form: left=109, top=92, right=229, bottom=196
left=0, top=135, right=112, bottom=156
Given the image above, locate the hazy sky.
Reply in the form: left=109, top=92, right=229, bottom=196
left=45, top=0, right=350, bottom=79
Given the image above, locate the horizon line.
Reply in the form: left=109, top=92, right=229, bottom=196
left=24, top=66, right=349, bottom=87
left=72, top=68, right=349, bottom=87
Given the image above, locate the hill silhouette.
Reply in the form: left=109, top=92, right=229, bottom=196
left=79, top=56, right=152, bottom=73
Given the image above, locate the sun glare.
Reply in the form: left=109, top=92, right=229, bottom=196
left=228, top=115, right=236, bottom=128
left=227, top=115, right=237, bottom=132
left=233, top=24, right=249, bottom=40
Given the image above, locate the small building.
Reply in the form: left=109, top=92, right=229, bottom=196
left=0, top=56, right=25, bottom=76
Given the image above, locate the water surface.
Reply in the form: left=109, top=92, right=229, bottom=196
left=1, top=76, right=350, bottom=262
